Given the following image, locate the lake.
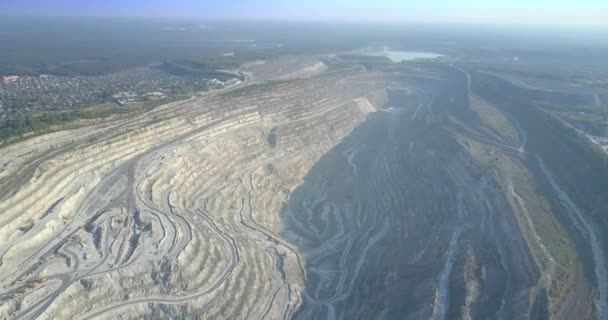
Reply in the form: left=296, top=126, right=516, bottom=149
left=385, top=50, right=443, bottom=62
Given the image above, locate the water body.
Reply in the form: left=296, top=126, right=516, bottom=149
left=384, top=50, right=443, bottom=62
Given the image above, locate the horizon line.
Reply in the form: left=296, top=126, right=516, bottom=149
left=1, top=14, right=607, bottom=30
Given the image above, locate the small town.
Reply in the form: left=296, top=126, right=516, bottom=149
left=0, top=66, right=239, bottom=120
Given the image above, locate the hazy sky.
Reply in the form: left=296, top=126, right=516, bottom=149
left=1, top=0, right=607, bottom=26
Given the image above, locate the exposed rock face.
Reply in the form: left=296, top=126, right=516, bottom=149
left=273, top=61, right=329, bottom=81
left=0, top=59, right=605, bottom=320
left=0, top=61, right=386, bottom=319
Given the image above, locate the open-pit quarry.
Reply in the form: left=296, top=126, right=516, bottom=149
left=1, top=56, right=607, bottom=320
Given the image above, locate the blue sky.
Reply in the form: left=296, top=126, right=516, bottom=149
left=1, top=0, right=607, bottom=26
